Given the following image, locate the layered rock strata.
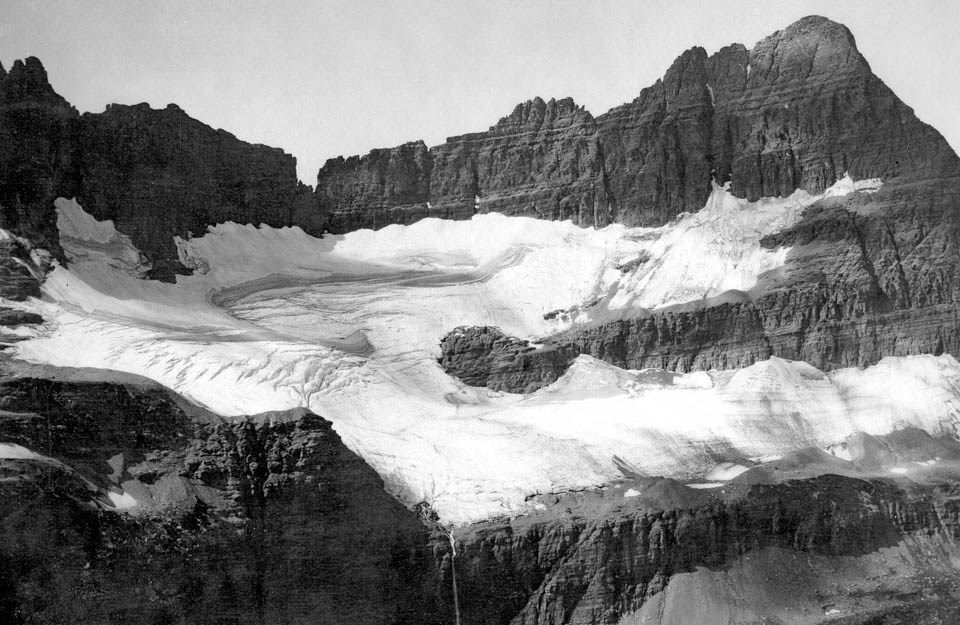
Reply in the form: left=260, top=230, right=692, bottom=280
left=318, top=97, right=609, bottom=232
left=328, top=17, right=960, bottom=376
left=4, top=362, right=960, bottom=623
left=317, top=17, right=958, bottom=231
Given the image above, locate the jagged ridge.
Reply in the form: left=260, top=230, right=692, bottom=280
left=317, top=16, right=959, bottom=233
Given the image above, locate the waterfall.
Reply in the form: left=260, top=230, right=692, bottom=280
left=447, top=530, right=462, bottom=625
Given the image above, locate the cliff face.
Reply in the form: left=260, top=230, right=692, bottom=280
left=0, top=368, right=443, bottom=624
left=318, top=97, right=610, bottom=232
left=317, top=17, right=958, bottom=233
left=0, top=57, right=321, bottom=285
left=73, top=103, right=322, bottom=279
left=380, top=17, right=960, bottom=379
left=435, top=474, right=960, bottom=625
left=597, top=17, right=957, bottom=226
left=553, top=174, right=960, bottom=374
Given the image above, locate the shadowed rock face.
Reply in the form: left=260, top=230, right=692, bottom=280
left=0, top=369, right=444, bottom=624
left=0, top=57, right=322, bottom=285
left=72, top=103, right=323, bottom=279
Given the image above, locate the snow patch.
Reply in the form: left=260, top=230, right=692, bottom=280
left=607, top=174, right=881, bottom=311
left=624, top=488, right=641, bottom=498
left=705, top=462, right=749, bottom=481
left=56, top=197, right=151, bottom=277
left=0, top=443, right=43, bottom=460
left=107, top=490, right=138, bottom=509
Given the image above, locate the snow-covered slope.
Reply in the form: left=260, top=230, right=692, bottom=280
left=15, top=179, right=959, bottom=525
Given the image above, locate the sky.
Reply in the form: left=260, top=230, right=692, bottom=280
left=2, top=0, right=958, bottom=184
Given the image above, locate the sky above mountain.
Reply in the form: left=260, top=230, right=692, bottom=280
left=2, top=0, right=957, bottom=184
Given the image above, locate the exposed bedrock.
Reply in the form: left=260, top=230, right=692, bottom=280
left=317, top=16, right=959, bottom=232
left=0, top=366, right=444, bottom=624
left=0, top=57, right=321, bottom=284
left=438, top=326, right=577, bottom=393
left=433, top=474, right=960, bottom=625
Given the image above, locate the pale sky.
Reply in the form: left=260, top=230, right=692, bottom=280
left=2, top=0, right=958, bottom=184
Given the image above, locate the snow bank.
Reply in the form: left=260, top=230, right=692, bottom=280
left=0, top=443, right=44, bottom=460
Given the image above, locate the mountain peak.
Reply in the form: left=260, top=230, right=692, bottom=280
left=3, top=56, right=73, bottom=110
left=748, top=15, right=865, bottom=85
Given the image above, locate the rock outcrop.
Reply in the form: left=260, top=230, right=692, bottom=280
left=438, top=326, right=576, bottom=393
left=0, top=57, right=321, bottom=283
left=0, top=366, right=444, bottom=624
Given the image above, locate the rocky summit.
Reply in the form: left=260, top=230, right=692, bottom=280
left=3, top=13, right=960, bottom=625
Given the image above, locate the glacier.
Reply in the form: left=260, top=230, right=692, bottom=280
left=10, top=176, right=960, bottom=524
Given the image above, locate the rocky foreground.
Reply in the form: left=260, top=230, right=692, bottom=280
left=2, top=363, right=960, bottom=624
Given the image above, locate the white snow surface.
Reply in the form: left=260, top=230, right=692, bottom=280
left=107, top=490, right=138, bottom=509
left=607, top=175, right=883, bottom=311
left=704, top=462, right=750, bottom=481
left=16, top=180, right=957, bottom=525
left=0, top=443, right=44, bottom=460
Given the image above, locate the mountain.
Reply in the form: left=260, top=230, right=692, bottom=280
left=317, top=16, right=957, bottom=232
left=0, top=57, right=322, bottom=286
left=357, top=15, right=960, bottom=379
left=5, top=13, right=960, bottom=625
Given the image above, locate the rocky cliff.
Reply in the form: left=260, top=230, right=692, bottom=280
left=404, top=17, right=960, bottom=381
left=436, top=470, right=960, bottom=625
left=318, top=97, right=609, bottom=232
left=0, top=365, right=444, bottom=624
left=0, top=57, right=321, bottom=285
left=5, top=362, right=960, bottom=624
left=317, top=17, right=958, bottom=232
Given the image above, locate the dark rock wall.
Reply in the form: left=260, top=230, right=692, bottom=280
left=73, top=103, right=322, bottom=279
left=0, top=57, right=321, bottom=284
left=317, top=17, right=959, bottom=232
left=318, top=97, right=610, bottom=232
left=0, top=371, right=444, bottom=624
left=438, top=326, right=577, bottom=394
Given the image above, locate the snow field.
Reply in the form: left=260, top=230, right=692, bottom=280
left=17, top=177, right=953, bottom=525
